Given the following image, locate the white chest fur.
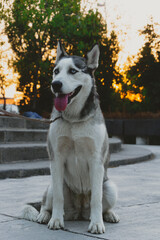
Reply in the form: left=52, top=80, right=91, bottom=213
left=48, top=119, right=106, bottom=194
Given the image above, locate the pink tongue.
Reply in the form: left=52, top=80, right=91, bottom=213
left=54, top=94, right=69, bottom=112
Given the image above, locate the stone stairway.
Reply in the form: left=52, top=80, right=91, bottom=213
left=0, top=116, right=153, bottom=179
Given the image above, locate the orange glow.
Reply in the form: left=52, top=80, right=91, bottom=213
left=112, top=77, right=144, bottom=102
left=123, top=91, right=143, bottom=102
left=2, top=0, right=160, bottom=106
left=14, top=91, right=23, bottom=105
left=112, top=79, right=122, bottom=92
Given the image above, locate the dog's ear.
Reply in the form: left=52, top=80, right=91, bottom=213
left=55, top=40, right=68, bottom=64
left=86, top=44, right=100, bottom=69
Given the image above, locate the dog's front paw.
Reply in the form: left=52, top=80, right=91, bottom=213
left=104, top=211, right=120, bottom=223
left=48, top=217, right=64, bottom=230
left=88, top=221, right=105, bottom=234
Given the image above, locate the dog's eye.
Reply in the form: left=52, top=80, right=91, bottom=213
left=54, top=68, right=59, bottom=75
left=69, top=68, right=78, bottom=74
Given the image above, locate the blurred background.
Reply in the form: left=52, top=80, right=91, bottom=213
left=0, top=0, right=160, bottom=119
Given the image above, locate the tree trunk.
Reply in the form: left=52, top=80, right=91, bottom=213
left=32, top=81, right=37, bottom=112
left=3, top=96, right=6, bottom=110
left=1, top=88, right=6, bottom=110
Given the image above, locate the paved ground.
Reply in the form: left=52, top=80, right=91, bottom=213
left=0, top=145, right=160, bottom=240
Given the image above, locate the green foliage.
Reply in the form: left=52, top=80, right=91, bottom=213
left=127, top=22, right=160, bottom=112
left=3, top=0, right=121, bottom=114
left=95, top=32, right=122, bottom=112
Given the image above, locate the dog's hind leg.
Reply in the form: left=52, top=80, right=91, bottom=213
left=21, top=204, right=39, bottom=222
left=102, top=179, right=120, bottom=223
left=63, top=182, right=80, bottom=221
left=37, top=185, right=52, bottom=224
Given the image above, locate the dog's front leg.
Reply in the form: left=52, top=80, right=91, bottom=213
left=48, top=156, right=64, bottom=230
left=88, top=157, right=105, bottom=234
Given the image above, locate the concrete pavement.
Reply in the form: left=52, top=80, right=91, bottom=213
left=0, top=145, right=160, bottom=240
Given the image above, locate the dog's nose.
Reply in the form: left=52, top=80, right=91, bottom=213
left=52, top=81, right=62, bottom=93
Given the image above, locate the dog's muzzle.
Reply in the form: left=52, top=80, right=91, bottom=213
left=52, top=81, right=62, bottom=93
left=52, top=84, right=82, bottom=112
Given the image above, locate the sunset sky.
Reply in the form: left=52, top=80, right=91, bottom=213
left=96, top=0, right=160, bottom=66
left=1, top=0, right=160, bottom=98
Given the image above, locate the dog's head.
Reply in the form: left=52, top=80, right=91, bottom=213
left=51, top=41, right=100, bottom=113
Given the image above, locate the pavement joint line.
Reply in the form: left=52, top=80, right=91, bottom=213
left=63, top=228, right=110, bottom=240
left=118, top=201, right=160, bottom=208
left=0, top=212, right=110, bottom=239
left=0, top=212, right=22, bottom=220
left=0, top=219, right=16, bottom=223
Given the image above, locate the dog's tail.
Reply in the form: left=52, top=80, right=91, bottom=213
left=20, top=204, right=39, bottom=222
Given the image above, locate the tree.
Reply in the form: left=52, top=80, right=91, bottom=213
left=0, top=66, right=6, bottom=110
left=0, top=15, right=18, bottom=110
left=127, top=22, right=160, bottom=112
left=0, top=25, right=9, bottom=110
left=95, top=31, right=122, bottom=112
left=3, top=0, right=121, bottom=114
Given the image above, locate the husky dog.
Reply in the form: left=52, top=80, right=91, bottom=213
left=22, top=41, right=119, bottom=234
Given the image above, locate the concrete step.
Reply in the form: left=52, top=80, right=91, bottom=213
left=0, top=129, right=48, bottom=143
left=0, top=116, right=49, bottom=129
left=0, top=143, right=48, bottom=163
left=110, top=144, right=153, bottom=167
left=0, top=129, right=122, bottom=151
left=109, top=138, right=121, bottom=153
left=0, top=138, right=122, bottom=163
left=0, top=145, right=153, bottom=179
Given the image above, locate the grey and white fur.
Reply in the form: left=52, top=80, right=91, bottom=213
left=21, top=41, right=119, bottom=234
